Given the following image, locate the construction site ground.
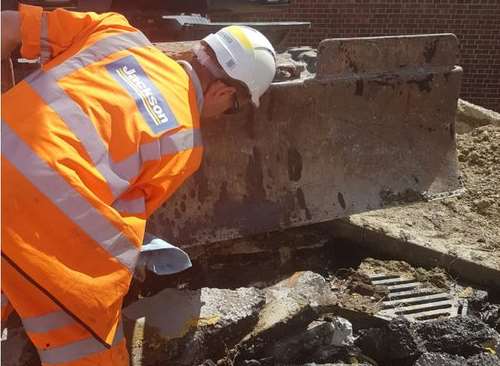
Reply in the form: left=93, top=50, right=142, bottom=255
left=3, top=100, right=500, bottom=366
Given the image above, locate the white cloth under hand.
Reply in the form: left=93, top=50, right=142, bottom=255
left=137, top=233, right=192, bottom=276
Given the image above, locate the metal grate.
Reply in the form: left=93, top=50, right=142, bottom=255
left=368, top=273, right=466, bottom=322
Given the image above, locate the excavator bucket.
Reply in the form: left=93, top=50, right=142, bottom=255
left=148, top=34, right=463, bottom=247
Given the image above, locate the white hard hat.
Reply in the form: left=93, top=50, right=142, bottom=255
left=203, top=25, right=276, bottom=107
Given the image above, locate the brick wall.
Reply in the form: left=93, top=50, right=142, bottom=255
left=212, top=0, right=500, bottom=111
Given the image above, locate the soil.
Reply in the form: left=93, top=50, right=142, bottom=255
left=349, top=123, right=500, bottom=272
left=328, top=269, right=389, bottom=315
left=358, top=258, right=453, bottom=290
left=329, top=279, right=384, bottom=316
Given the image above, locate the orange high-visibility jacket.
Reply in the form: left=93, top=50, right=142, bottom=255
left=1, top=4, right=203, bottom=346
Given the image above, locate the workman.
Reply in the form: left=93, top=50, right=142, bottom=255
left=1, top=4, right=276, bottom=364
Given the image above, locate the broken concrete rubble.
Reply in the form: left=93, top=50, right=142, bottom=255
left=3, top=258, right=500, bottom=366
left=302, top=364, right=371, bottom=366
left=235, top=272, right=335, bottom=360
left=413, top=352, right=466, bottom=366
left=414, top=352, right=500, bottom=366
left=274, top=47, right=317, bottom=81
left=274, top=52, right=306, bottom=82
left=415, top=316, right=500, bottom=355
left=211, top=271, right=381, bottom=365
left=456, top=99, right=500, bottom=133
left=329, top=317, right=355, bottom=347
left=357, top=316, right=500, bottom=364
left=384, top=319, right=426, bottom=360
left=271, top=319, right=351, bottom=364
left=122, top=287, right=265, bottom=365
left=465, top=352, right=500, bottom=366
left=478, top=303, right=500, bottom=333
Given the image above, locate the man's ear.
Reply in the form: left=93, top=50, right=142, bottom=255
left=206, top=80, right=236, bottom=99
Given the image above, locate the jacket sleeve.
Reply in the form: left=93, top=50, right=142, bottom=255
left=18, top=4, right=137, bottom=63
left=141, top=142, right=204, bottom=218
left=115, top=129, right=203, bottom=219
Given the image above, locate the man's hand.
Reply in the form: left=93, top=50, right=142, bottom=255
left=1, top=11, right=21, bottom=60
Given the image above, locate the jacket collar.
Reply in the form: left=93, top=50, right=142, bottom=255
left=177, top=60, right=204, bottom=114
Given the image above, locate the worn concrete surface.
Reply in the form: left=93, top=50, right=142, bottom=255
left=149, top=34, right=463, bottom=249
left=316, top=34, right=459, bottom=78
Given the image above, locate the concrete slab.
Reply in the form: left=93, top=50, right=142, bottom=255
left=149, top=34, right=463, bottom=249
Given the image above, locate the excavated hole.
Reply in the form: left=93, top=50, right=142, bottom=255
left=3, top=232, right=500, bottom=366
left=131, top=232, right=500, bottom=366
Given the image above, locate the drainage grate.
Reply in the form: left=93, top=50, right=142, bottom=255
left=368, top=273, right=466, bottom=322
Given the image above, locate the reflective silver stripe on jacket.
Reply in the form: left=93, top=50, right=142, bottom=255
left=112, top=128, right=202, bottom=181
left=112, top=197, right=146, bottom=215
left=24, top=31, right=150, bottom=84
left=40, top=13, right=51, bottom=64
left=25, top=31, right=200, bottom=199
left=0, top=293, right=8, bottom=308
left=23, top=310, right=74, bottom=333
left=20, top=30, right=201, bottom=219
left=25, top=31, right=152, bottom=199
left=28, top=74, right=129, bottom=198
left=39, top=321, right=124, bottom=364
left=2, top=122, right=139, bottom=272
left=49, top=31, right=151, bottom=81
